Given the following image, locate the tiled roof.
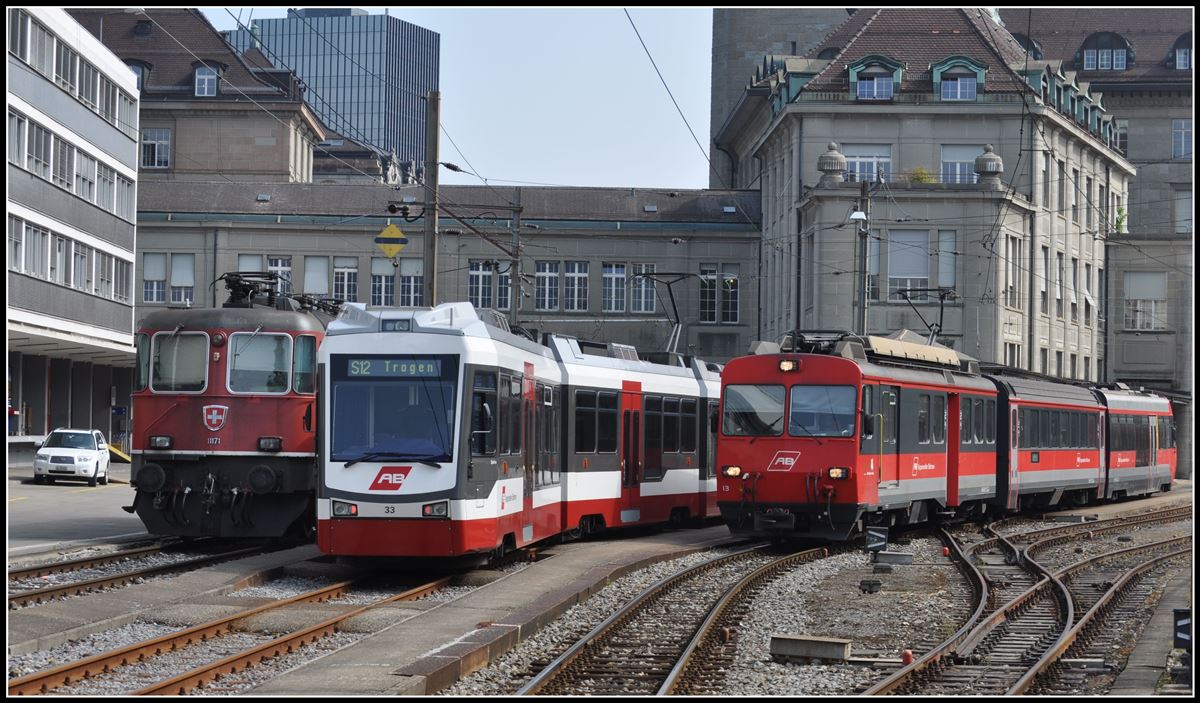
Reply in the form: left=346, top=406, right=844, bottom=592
left=67, top=8, right=285, bottom=97
left=804, top=8, right=1033, bottom=94
left=998, top=8, right=1193, bottom=85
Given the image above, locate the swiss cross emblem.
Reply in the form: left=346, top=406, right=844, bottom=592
left=203, top=405, right=229, bottom=431
left=370, top=466, right=413, bottom=491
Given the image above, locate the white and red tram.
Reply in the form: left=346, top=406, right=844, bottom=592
left=316, top=302, right=721, bottom=558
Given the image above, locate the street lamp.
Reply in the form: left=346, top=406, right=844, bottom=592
left=851, top=209, right=869, bottom=335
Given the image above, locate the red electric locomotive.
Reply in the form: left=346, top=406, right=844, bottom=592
left=716, top=331, right=1175, bottom=541
left=125, top=273, right=338, bottom=538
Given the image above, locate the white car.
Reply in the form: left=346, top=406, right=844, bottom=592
left=33, top=428, right=111, bottom=487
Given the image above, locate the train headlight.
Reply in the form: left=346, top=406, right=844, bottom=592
left=422, top=501, right=449, bottom=518
left=827, top=467, right=851, bottom=479
left=779, top=359, right=798, bottom=372
left=257, top=436, right=283, bottom=452
left=332, top=500, right=358, bottom=517
left=722, top=465, right=742, bottom=478
left=149, top=435, right=173, bottom=449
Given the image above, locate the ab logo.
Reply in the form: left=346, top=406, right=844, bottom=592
left=370, top=466, right=413, bottom=491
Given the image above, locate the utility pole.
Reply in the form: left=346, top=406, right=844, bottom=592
left=509, top=188, right=521, bottom=326
left=857, top=179, right=872, bottom=335
left=422, top=91, right=440, bottom=306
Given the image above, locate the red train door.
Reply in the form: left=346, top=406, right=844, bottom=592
left=946, top=394, right=961, bottom=506
left=620, top=381, right=642, bottom=521
left=879, top=385, right=900, bottom=485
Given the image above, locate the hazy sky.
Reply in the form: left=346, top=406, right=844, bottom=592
left=198, top=7, right=714, bottom=190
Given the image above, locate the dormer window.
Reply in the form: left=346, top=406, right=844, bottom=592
left=1079, top=32, right=1133, bottom=71
left=941, top=76, right=977, bottom=101
left=126, top=62, right=146, bottom=92
left=195, top=66, right=217, bottom=97
left=1171, top=34, right=1192, bottom=70
left=857, top=75, right=893, bottom=100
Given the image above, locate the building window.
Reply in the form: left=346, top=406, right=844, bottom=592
left=564, top=261, right=589, bottom=312
left=1173, top=119, right=1192, bottom=159
left=78, top=60, right=99, bottom=109
left=96, top=251, right=113, bottom=298
left=399, top=258, right=424, bottom=307
left=268, top=256, right=292, bottom=295
left=8, top=217, right=23, bottom=273
left=369, top=258, right=394, bottom=306
left=22, top=223, right=49, bottom=279
left=116, top=174, right=135, bottom=221
left=1176, top=48, right=1191, bottom=70
left=170, top=253, right=194, bottom=304
left=1176, top=189, right=1193, bottom=233
left=940, top=145, right=981, bottom=184
left=630, top=263, right=656, bottom=313
left=700, top=263, right=739, bottom=323
left=303, top=256, right=329, bottom=295
left=1004, top=235, right=1022, bottom=308
left=194, top=66, right=217, bottom=97
left=843, top=144, right=891, bottom=183
left=143, top=252, right=166, bottom=303
left=8, top=111, right=26, bottom=167
left=602, top=262, right=626, bottom=313
left=1070, top=353, right=1078, bottom=379
left=1070, top=257, right=1079, bottom=323
left=54, top=41, right=78, bottom=94
left=114, top=258, right=130, bottom=303
left=1056, top=351, right=1063, bottom=377
left=535, top=261, right=559, bottom=311
left=940, top=76, right=976, bottom=100
left=1040, top=348, right=1048, bottom=374
left=141, top=128, right=170, bottom=168
left=1085, top=176, right=1094, bottom=231
left=887, top=230, right=929, bottom=300
left=1056, top=252, right=1065, bottom=318
left=468, top=260, right=493, bottom=309
left=856, top=75, right=893, bottom=100
left=1115, top=119, right=1128, bottom=154
left=332, top=257, right=357, bottom=302
left=52, top=139, right=74, bottom=190
left=1084, top=263, right=1094, bottom=326
left=1084, top=50, right=1097, bottom=70
left=496, top=269, right=511, bottom=311
left=1004, top=343, right=1022, bottom=368
left=1041, top=152, right=1051, bottom=206
left=1083, top=356, right=1091, bottom=381
left=1071, top=168, right=1080, bottom=222
left=1039, top=246, right=1049, bottom=314
left=937, top=230, right=956, bottom=290
left=1123, top=271, right=1167, bottom=330
left=1056, top=159, right=1066, bottom=214
left=49, top=234, right=68, bottom=285
left=128, top=63, right=144, bottom=91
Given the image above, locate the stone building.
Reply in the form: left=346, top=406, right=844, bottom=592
left=1000, top=8, right=1193, bottom=477
left=713, top=8, right=1134, bottom=378
left=134, top=182, right=762, bottom=361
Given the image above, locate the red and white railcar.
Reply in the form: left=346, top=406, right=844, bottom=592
left=316, top=302, right=720, bottom=559
left=1094, top=387, right=1176, bottom=498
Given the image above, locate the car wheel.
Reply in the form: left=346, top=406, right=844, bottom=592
left=45, top=476, right=55, bottom=485
left=34, top=474, right=44, bottom=485
left=89, top=468, right=98, bottom=487
left=100, top=463, right=109, bottom=485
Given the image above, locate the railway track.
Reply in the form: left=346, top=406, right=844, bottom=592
left=8, top=544, right=269, bottom=608
left=865, top=505, right=1191, bottom=696
left=8, top=576, right=453, bottom=696
left=515, top=544, right=821, bottom=695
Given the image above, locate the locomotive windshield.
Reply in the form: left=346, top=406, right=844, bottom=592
left=722, top=385, right=785, bottom=436
left=229, top=332, right=292, bottom=393
left=788, top=385, right=857, bottom=437
left=329, top=354, right=459, bottom=463
left=150, top=332, right=208, bottom=392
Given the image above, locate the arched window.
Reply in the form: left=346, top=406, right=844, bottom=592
left=194, top=66, right=217, bottom=97
left=1010, top=33, right=1043, bottom=61
left=1077, top=32, right=1133, bottom=71
left=849, top=55, right=902, bottom=101
left=1170, top=33, right=1191, bottom=70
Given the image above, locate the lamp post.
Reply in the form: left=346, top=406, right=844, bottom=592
left=851, top=206, right=869, bottom=336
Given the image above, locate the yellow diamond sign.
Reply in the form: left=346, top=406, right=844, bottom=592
left=375, top=224, right=408, bottom=258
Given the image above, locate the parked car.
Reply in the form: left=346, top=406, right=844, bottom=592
left=33, top=428, right=110, bottom=486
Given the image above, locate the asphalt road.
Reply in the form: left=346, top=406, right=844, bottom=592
left=7, top=462, right=150, bottom=556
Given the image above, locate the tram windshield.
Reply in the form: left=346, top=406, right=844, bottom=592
left=329, top=354, right=459, bottom=463
left=788, top=385, right=857, bottom=437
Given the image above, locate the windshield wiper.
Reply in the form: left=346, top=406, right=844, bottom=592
left=790, top=420, right=825, bottom=445
left=748, top=415, right=783, bottom=443
left=342, top=452, right=444, bottom=468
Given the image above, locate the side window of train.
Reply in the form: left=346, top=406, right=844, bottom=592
left=860, top=386, right=875, bottom=450
left=932, top=395, right=945, bottom=444
left=917, top=394, right=931, bottom=444
left=1018, top=409, right=1029, bottom=448
left=960, top=397, right=972, bottom=445
left=681, top=398, right=698, bottom=453
left=575, top=390, right=597, bottom=453
left=663, top=397, right=681, bottom=453
left=973, top=398, right=985, bottom=444
left=293, top=335, right=317, bottom=394
left=597, top=392, right=618, bottom=453
left=472, top=372, right=497, bottom=456
left=985, top=400, right=996, bottom=444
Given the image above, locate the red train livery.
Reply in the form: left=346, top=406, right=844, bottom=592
left=716, top=332, right=1177, bottom=541
left=126, top=273, right=338, bottom=538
